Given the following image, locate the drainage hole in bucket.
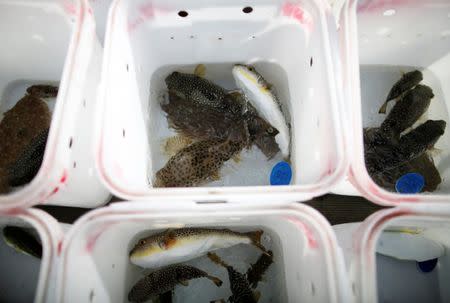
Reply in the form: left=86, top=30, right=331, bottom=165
left=122, top=129, right=126, bottom=138
left=190, top=35, right=194, bottom=39
left=83, top=99, right=86, bottom=108
left=310, top=57, right=313, bottom=66
left=126, top=64, right=129, bottom=72
left=243, top=6, right=253, bottom=13
left=170, top=36, right=174, bottom=40
left=73, top=161, right=77, bottom=169
left=69, top=137, right=73, bottom=148
left=178, top=11, right=188, bottom=17
left=218, top=37, right=223, bottom=40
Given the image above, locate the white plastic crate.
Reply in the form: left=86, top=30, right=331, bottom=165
left=338, top=0, right=450, bottom=204
left=0, top=0, right=110, bottom=209
left=57, top=201, right=350, bottom=303
left=95, top=0, right=347, bottom=202
left=0, top=208, right=63, bottom=303
left=342, top=206, right=450, bottom=303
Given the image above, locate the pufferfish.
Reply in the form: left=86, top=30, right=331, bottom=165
left=154, top=139, right=245, bottom=188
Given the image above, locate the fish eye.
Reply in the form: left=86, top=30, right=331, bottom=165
left=139, top=240, right=146, bottom=245
left=267, top=127, right=274, bottom=134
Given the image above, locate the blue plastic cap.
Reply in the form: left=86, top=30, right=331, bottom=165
left=270, top=161, right=292, bottom=185
left=395, top=173, right=425, bottom=194
left=417, top=258, right=438, bottom=273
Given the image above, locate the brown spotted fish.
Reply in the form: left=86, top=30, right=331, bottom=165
left=154, top=139, right=244, bottom=188
left=165, top=71, right=231, bottom=112
left=130, top=228, right=266, bottom=268
left=7, top=128, right=48, bottom=187
left=0, top=91, right=51, bottom=193
left=379, top=70, right=423, bottom=113
left=246, top=250, right=274, bottom=288
left=207, top=252, right=259, bottom=303
left=380, top=84, right=434, bottom=141
left=26, top=85, right=58, bottom=98
left=162, top=91, right=250, bottom=143
left=127, top=265, right=222, bottom=303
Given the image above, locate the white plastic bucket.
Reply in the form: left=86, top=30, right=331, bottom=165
left=0, top=0, right=110, bottom=209
left=339, top=0, right=450, bottom=204
left=57, top=201, right=350, bottom=303
left=95, top=0, right=347, bottom=202
left=0, top=208, right=63, bottom=303
left=345, top=206, right=450, bottom=303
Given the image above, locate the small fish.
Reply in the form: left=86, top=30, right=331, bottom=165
left=128, top=265, right=222, bottom=303
left=379, top=70, right=423, bottom=114
left=154, top=139, right=244, bottom=188
left=162, top=91, right=250, bottom=144
left=232, top=64, right=290, bottom=158
left=246, top=250, right=274, bottom=288
left=365, top=120, right=446, bottom=175
left=398, top=120, right=446, bottom=160
left=130, top=228, right=266, bottom=269
left=7, top=129, right=48, bottom=187
left=380, top=84, right=434, bottom=141
left=165, top=72, right=229, bottom=111
left=26, top=85, right=59, bottom=98
left=207, top=252, right=259, bottom=303
left=3, top=226, right=42, bottom=259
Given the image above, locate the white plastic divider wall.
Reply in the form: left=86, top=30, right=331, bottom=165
left=0, top=0, right=110, bottom=209
left=95, top=0, right=348, bottom=203
left=0, top=208, right=63, bottom=303
left=57, top=201, right=351, bottom=303
left=340, top=0, right=450, bottom=205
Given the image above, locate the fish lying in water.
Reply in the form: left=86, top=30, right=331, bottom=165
left=26, top=85, right=58, bottom=98
left=232, top=64, right=290, bottom=158
left=380, top=84, right=434, bottom=142
left=246, top=250, right=273, bottom=288
left=366, top=120, right=446, bottom=175
left=0, top=86, right=54, bottom=193
left=165, top=71, right=235, bottom=112
left=162, top=91, right=250, bottom=144
left=378, top=70, right=423, bottom=114
left=128, top=264, right=222, bottom=303
left=154, top=139, right=244, bottom=188
left=130, top=228, right=266, bottom=268
left=207, top=252, right=259, bottom=303
left=163, top=68, right=281, bottom=159
left=364, top=77, right=445, bottom=192
left=3, top=225, right=42, bottom=259
left=7, top=128, right=49, bottom=187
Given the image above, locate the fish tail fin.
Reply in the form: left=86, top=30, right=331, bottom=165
left=207, top=275, right=223, bottom=287
left=247, top=230, right=269, bottom=254
left=378, top=101, right=389, bottom=114
left=207, top=252, right=228, bottom=268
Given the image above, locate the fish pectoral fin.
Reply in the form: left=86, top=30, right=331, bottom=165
left=194, top=64, right=206, bottom=77
left=232, top=154, right=241, bottom=163
left=378, top=101, right=389, bottom=114
left=159, top=229, right=177, bottom=249
left=253, top=290, right=261, bottom=302
left=211, top=171, right=221, bottom=181
left=179, top=280, right=189, bottom=286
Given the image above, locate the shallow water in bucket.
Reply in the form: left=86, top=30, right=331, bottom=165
left=360, top=65, right=450, bottom=194
left=0, top=224, right=42, bottom=303
left=148, top=63, right=291, bottom=187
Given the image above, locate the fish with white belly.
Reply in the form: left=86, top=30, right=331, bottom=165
left=129, top=228, right=267, bottom=269
left=232, top=64, right=290, bottom=158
